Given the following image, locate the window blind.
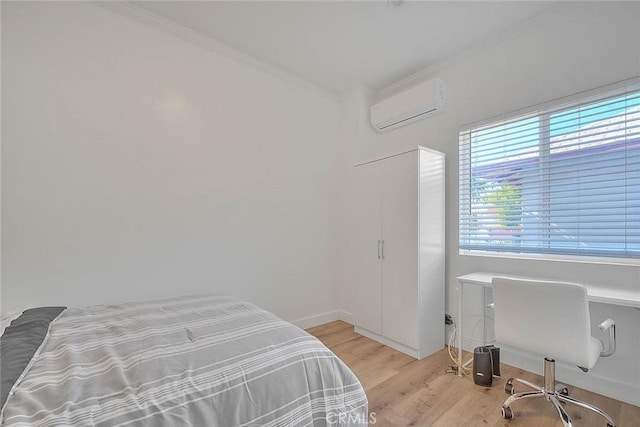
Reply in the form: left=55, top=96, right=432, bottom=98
left=459, top=83, right=640, bottom=259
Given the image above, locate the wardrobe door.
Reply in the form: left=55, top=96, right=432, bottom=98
left=380, top=152, right=419, bottom=349
left=351, top=161, right=383, bottom=335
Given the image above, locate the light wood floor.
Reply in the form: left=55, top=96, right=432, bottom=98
left=306, top=321, right=639, bottom=427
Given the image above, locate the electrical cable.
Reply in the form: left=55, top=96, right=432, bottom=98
left=446, top=317, right=471, bottom=376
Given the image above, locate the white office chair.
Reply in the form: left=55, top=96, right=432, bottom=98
left=492, top=277, right=617, bottom=427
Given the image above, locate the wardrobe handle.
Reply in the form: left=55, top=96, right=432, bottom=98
left=377, top=240, right=381, bottom=259
left=381, top=240, right=385, bottom=259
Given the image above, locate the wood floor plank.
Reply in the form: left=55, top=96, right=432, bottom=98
left=619, top=402, right=640, bottom=427
left=308, top=321, right=639, bottom=427
left=306, top=320, right=355, bottom=347
left=356, top=365, right=400, bottom=391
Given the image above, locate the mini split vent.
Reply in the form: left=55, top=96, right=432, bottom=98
left=370, top=78, right=447, bottom=132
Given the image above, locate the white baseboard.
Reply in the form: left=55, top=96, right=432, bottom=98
left=291, top=311, right=339, bottom=329
left=337, top=310, right=354, bottom=325
left=291, top=311, right=339, bottom=330
left=290, top=310, right=355, bottom=330
left=354, top=326, right=418, bottom=359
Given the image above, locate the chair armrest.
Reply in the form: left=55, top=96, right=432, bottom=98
left=598, top=318, right=616, bottom=357
left=598, top=318, right=615, bottom=331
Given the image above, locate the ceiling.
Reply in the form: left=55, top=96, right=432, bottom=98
left=131, top=1, right=561, bottom=94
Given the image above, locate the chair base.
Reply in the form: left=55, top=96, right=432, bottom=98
left=501, top=358, right=616, bottom=427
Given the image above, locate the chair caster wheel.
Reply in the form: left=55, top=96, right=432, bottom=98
left=504, top=380, right=514, bottom=395
left=558, top=387, right=569, bottom=397
left=501, top=406, right=514, bottom=420
left=607, top=424, right=614, bottom=427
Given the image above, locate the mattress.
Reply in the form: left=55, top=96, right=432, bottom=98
left=0, top=294, right=367, bottom=426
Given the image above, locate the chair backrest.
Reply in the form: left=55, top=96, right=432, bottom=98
left=492, top=277, right=594, bottom=368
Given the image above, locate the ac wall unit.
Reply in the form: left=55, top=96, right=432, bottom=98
left=370, top=78, right=446, bottom=132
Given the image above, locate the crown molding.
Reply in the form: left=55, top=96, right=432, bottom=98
left=376, top=1, right=575, bottom=101
left=92, top=1, right=339, bottom=103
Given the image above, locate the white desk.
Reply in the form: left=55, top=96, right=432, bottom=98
left=455, top=272, right=640, bottom=377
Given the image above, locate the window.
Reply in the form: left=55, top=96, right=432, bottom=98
left=459, top=82, right=640, bottom=260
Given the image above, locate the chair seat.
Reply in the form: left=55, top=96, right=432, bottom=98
left=540, top=337, right=604, bottom=369
left=585, top=336, right=604, bottom=369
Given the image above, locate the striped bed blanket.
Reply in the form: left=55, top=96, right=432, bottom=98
left=0, top=295, right=367, bottom=426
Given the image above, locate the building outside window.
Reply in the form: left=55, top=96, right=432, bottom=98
left=459, top=82, right=640, bottom=261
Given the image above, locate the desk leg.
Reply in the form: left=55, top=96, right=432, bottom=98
left=457, top=281, right=464, bottom=377
left=482, top=286, right=486, bottom=347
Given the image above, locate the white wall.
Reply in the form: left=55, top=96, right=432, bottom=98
left=3, top=0, right=639, bottom=406
left=332, top=2, right=640, bottom=404
left=1, top=1, right=341, bottom=323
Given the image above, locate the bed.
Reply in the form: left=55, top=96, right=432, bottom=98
left=0, top=294, right=368, bottom=426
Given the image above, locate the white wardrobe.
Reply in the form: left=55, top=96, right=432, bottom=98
left=351, top=147, right=444, bottom=359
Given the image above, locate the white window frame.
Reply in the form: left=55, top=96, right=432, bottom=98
left=459, top=78, right=640, bottom=266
